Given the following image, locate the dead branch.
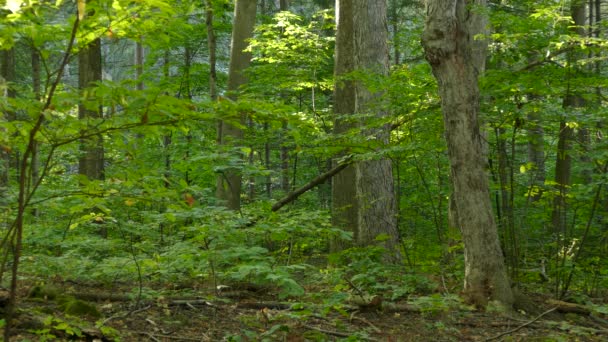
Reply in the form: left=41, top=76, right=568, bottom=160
left=484, top=307, right=557, bottom=341
left=271, top=157, right=352, bottom=211
left=546, top=299, right=591, bottom=315
left=236, top=301, right=292, bottom=310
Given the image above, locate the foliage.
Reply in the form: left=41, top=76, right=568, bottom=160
left=1, top=0, right=608, bottom=339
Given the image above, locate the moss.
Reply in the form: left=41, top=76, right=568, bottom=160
left=57, top=296, right=101, bottom=318
left=28, top=285, right=59, bottom=300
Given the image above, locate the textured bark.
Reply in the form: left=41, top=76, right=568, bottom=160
left=352, top=1, right=400, bottom=260
left=331, top=1, right=400, bottom=261
left=216, top=0, right=257, bottom=210
left=551, top=2, right=586, bottom=233
left=206, top=0, right=217, bottom=101
left=422, top=0, right=513, bottom=307
left=78, top=38, right=104, bottom=181
left=0, top=48, right=15, bottom=189
left=331, top=0, right=358, bottom=252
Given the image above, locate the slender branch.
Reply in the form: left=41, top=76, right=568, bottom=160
left=484, top=307, right=557, bottom=341
left=3, top=15, right=80, bottom=341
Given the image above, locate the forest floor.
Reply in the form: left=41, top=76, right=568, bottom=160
left=3, top=277, right=608, bottom=342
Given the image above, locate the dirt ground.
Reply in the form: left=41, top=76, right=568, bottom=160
left=4, top=281, right=608, bottom=341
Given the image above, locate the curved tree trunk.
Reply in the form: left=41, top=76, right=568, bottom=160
left=422, top=0, right=513, bottom=308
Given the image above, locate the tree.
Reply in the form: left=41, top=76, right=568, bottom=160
left=550, top=1, right=586, bottom=235
left=78, top=36, right=104, bottom=181
left=331, top=0, right=401, bottom=261
left=422, top=0, right=513, bottom=307
left=0, top=47, right=15, bottom=189
left=216, top=0, right=258, bottom=210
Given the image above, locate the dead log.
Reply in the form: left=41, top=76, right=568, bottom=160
left=546, top=299, right=591, bottom=315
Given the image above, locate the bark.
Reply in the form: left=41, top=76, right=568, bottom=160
left=551, top=2, right=586, bottom=233
left=78, top=38, right=104, bottom=181
left=422, top=0, right=513, bottom=308
left=526, top=107, right=545, bottom=202
left=216, top=0, right=257, bottom=210
left=331, top=0, right=359, bottom=252
left=206, top=0, right=218, bottom=101
left=135, top=39, right=144, bottom=91
left=0, top=48, right=15, bottom=189
left=389, top=0, right=400, bottom=65
left=331, top=1, right=401, bottom=261
left=280, top=120, right=289, bottom=192
left=278, top=0, right=289, bottom=193
left=352, top=1, right=399, bottom=260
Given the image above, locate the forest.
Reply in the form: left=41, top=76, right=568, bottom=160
left=1, top=0, right=608, bottom=340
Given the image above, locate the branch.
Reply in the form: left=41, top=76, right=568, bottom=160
left=484, top=307, right=557, bottom=341
left=271, top=157, right=352, bottom=212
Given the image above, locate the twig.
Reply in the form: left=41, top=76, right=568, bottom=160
left=345, top=278, right=366, bottom=301
left=99, top=305, right=151, bottom=326
left=350, top=315, right=382, bottom=333
left=141, top=332, right=161, bottom=342
left=303, top=324, right=379, bottom=341
left=135, top=331, right=202, bottom=341
left=484, top=307, right=557, bottom=341
left=302, top=324, right=351, bottom=338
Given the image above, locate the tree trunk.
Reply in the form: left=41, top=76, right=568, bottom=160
left=331, top=0, right=359, bottom=252
left=422, top=0, right=513, bottom=308
left=526, top=107, right=545, bottom=202
left=0, top=48, right=18, bottom=192
left=331, top=0, right=401, bottom=261
left=206, top=0, right=218, bottom=101
left=0, top=48, right=15, bottom=189
left=78, top=38, right=104, bottom=181
left=135, top=39, right=144, bottom=91
left=216, top=0, right=257, bottom=210
left=551, top=2, right=586, bottom=233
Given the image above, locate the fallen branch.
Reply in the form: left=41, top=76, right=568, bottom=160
left=546, top=299, right=591, bottom=315
left=484, top=307, right=557, bottom=341
left=135, top=331, right=201, bottom=341
left=350, top=315, right=382, bottom=333
left=302, top=324, right=351, bottom=338
left=236, top=302, right=292, bottom=310
left=271, top=157, right=352, bottom=212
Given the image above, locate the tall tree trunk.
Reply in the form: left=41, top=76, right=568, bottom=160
left=135, top=39, right=144, bottom=91
left=276, top=0, right=289, bottom=196
left=422, top=0, right=513, bottom=308
left=216, top=0, right=257, bottom=210
left=551, top=3, right=586, bottom=234
left=331, top=0, right=359, bottom=252
left=0, top=48, right=18, bottom=194
left=206, top=0, right=218, bottom=102
left=31, top=45, right=41, bottom=216
left=78, top=38, right=104, bottom=181
left=389, top=0, right=400, bottom=65
left=0, top=48, right=15, bottom=190
left=331, top=1, right=401, bottom=261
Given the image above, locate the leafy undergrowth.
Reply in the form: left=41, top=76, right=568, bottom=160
left=4, top=276, right=608, bottom=342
